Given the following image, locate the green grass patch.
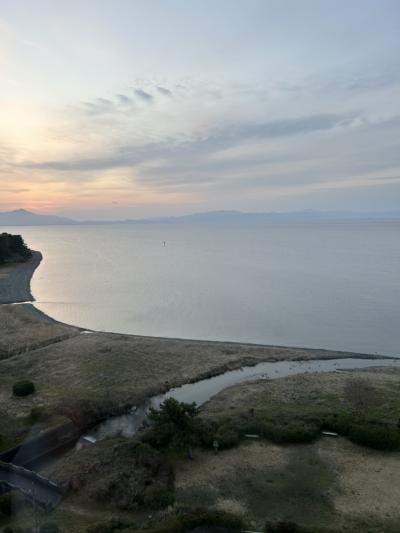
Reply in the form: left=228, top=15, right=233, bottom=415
left=200, top=387, right=400, bottom=452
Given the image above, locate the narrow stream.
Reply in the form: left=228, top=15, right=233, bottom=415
left=86, top=357, right=400, bottom=441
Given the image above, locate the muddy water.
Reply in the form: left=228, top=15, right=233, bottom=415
left=87, top=357, right=400, bottom=441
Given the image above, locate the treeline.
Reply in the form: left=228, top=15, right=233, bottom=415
left=0, top=233, right=32, bottom=264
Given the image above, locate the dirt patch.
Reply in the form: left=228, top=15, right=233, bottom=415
left=318, top=438, right=400, bottom=521
left=191, top=369, right=400, bottom=531
left=174, top=438, right=400, bottom=532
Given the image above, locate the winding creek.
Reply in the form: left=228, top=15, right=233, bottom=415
left=87, top=356, right=400, bottom=441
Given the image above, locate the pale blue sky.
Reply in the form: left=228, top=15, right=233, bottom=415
left=1, top=0, right=399, bottom=218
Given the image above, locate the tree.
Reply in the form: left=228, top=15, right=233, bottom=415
left=148, top=398, right=199, bottom=456
left=0, top=233, right=31, bottom=263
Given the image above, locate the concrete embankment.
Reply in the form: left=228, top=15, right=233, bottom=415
left=0, top=461, right=63, bottom=510
left=0, top=421, right=80, bottom=467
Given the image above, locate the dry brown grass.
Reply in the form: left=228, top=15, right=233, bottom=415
left=174, top=438, right=400, bottom=532
left=0, top=304, right=80, bottom=360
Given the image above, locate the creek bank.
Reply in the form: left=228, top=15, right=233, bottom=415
left=88, top=357, right=400, bottom=441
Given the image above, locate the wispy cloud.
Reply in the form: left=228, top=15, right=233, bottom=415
left=116, top=93, right=133, bottom=105
left=0, top=187, right=30, bottom=193
left=21, top=112, right=353, bottom=173
left=156, top=86, right=172, bottom=96
left=132, top=88, right=154, bottom=102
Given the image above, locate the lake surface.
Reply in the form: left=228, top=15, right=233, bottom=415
left=6, top=221, right=400, bottom=356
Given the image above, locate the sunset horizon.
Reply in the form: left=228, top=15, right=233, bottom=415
left=1, top=0, right=399, bottom=219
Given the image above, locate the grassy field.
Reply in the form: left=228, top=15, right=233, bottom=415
left=0, top=304, right=80, bottom=360
left=168, top=366, right=400, bottom=531
left=174, top=438, right=400, bottom=532
left=199, top=367, right=400, bottom=450
left=0, top=301, right=377, bottom=433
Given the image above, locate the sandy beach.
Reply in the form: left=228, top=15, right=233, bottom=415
left=0, top=251, right=42, bottom=304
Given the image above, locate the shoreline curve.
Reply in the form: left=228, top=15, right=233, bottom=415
left=0, top=251, right=42, bottom=304
left=0, top=248, right=397, bottom=361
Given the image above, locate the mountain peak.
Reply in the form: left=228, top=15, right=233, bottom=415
left=0, top=209, right=76, bottom=226
left=13, top=208, right=32, bottom=214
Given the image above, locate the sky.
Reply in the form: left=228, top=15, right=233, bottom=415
left=0, top=0, right=399, bottom=219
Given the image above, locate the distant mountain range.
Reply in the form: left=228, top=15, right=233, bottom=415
left=1, top=208, right=400, bottom=227
left=0, top=209, right=76, bottom=226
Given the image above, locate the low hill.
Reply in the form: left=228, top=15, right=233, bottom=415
left=0, top=209, right=76, bottom=226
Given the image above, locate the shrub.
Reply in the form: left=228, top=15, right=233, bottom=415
left=39, top=524, right=59, bottom=533
left=242, top=418, right=320, bottom=444
left=177, top=507, right=245, bottom=530
left=133, top=442, right=159, bottom=463
left=148, top=398, right=199, bottom=452
left=86, top=519, right=135, bottom=532
left=268, top=421, right=320, bottom=444
left=328, top=412, right=400, bottom=451
left=327, top=412, right=353, bottom=435
left=214, top=424, right=240, bottom=449
left=0, top=233, right=31, bottom=264
left=0, top=494, right=13, bottom=516
left=264, top=521, right=307, bottom=532
left=30, top=406, right=46, bottom=422
left=196, top=418, right=217, bottom=448
left=12, top=381, right=35, bottom=397
left=348, top=422, right=400, bottom=451
left=143, top=487, right=175, bottom=509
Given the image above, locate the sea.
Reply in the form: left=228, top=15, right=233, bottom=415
left=6, top=220, right=400, bottom=357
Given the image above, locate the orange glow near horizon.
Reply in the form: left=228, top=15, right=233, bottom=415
left=0, top=166, right=196, bottom=217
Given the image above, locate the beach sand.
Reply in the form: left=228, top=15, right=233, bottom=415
left=0, top=251, right=42, bottom=304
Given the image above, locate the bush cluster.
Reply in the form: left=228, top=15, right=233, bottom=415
left=0, top=494, right=13, bottom=516
left=143, top=487, right=175, bottom=509
left=199, top=410, right=400, bottom=452
left=39, top=524, right=59, bottom=533
left=325, top=413, right=400, bottom=451
left=264, top=520, right=326, bottom=533
left=12, top=381, right=35, bottom=397
left=0, top=233, right=31, bottom=264
left=85, top=508, right=245, bottom=533
left=30, top=406, right=46, bottom=422
left=86, top=518, right=133, bottom=533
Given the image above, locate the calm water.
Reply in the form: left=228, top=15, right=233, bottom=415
left=6, top=221, right=400, bottom=356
